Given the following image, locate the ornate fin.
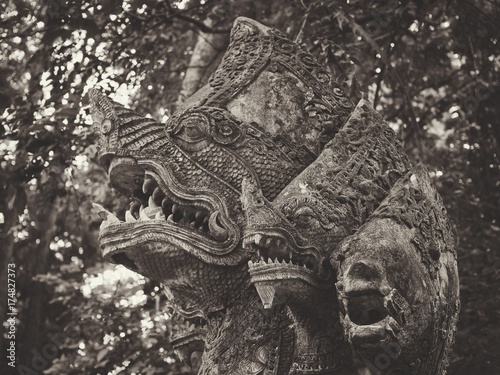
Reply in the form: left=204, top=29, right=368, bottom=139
left=89, top=89, right=167, bottom=158
left=176, top=17, right=354, bottom=157
left=273, top=99, right=411, bottom=251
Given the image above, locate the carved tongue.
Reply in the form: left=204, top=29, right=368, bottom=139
left=208, top=211, right=229, bottom=241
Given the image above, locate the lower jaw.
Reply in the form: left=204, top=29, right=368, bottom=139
left=248, top=263, right=331, bottom=310
left=99, top=235, right=248, bottom=314
left=98, top=221, right=245, bottom=271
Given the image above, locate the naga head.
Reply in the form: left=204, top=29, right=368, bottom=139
left=90, top=16, right=351, bottom=274
left=90, top=16, right=353, bottom=365
left=241, top=100, right=411, bottom=310
left=334, top=164, right=460, bottom=374
left=239, top=100, right=458, bottom=374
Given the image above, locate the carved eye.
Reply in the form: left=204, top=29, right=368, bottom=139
left=176, top=124, right=206, bottom=143
left=292, top=206, right=316, bottom=225
left=172, top=114, right=210, bottom=151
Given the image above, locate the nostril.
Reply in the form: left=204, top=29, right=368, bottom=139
left=111, top=252, right=138, bottom=271
left=348, top=293, right=387, bottom=325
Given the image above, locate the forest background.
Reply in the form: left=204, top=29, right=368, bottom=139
left=1, top=0, right=499, bottom=374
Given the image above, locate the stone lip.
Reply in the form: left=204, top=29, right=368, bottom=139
left=248, top=259, right=330, bottom=286
left=170, top=308, right=207, bottom=366
left=98, top=220, right=243, bottom=272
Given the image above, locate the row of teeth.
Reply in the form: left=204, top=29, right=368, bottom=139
left=93, top=174, right=229, bottom=241
left=175, top=318, right=207, bottom=330
left=242, top=233, right=285, bottom=249
left=248, top=258, right=313, bottom=268
left=130, top=175, right=211, bottom=231
left=244, top=234, right=317, bottom=270
left=127, top=194, right=211, bottom=233
left=250, top=256, right=316, bottom=270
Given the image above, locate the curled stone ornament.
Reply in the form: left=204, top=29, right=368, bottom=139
left=89, top=17, right=459, bottom=375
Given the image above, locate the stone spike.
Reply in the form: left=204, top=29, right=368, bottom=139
left=148, top=196, right=160, bottom=208
left=253, top=282, right=276, bottom=310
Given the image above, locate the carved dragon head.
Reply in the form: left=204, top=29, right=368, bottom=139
left=241, top=100, right=411, bottom=309
left=90, top=16, right=458, bottom=375
left=334, top=164, right=460, bottom=374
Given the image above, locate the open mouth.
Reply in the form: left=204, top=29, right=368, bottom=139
left=94, top=157, right=244, bottom=268
left=242, top=231, right=331, bottom=309
left=343, top=290, right=389, bottom=326
left=337, top=287, right=408, bottom=350
left=170, top=311, right=208, bottom=345
left=243, top=232, right=328, bottom=277
left=94, top=171, right=229, bottom=242
left=169, top=310, right=207, bottom=366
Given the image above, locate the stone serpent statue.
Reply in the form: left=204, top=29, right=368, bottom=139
left=90, top=17, right=459, bottom=375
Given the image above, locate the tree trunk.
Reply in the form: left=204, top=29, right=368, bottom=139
left=176, top=16, right=228, bottom=105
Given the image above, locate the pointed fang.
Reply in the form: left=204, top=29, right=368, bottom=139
left=125, top=210, right=137, bottom=223
left=143, top=176, right=156, bottom=194
left=254, top=234, right=262, bottom=245
left=92, top=203, right=120, bottom=222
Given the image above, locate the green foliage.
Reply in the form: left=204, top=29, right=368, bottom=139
left=1, top=0, right=499, bottom=373
left=32, top=262, right=192, bottom=374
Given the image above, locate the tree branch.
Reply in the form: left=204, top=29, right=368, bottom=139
left=294, top=1, right=312, bottom=44
left=173, top=13, right=230, bottom=34
left=373, top=63, right=386, bottom=108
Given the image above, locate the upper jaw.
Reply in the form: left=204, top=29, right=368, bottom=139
left=243, top=228, right=328, bottom=279
left=94, top=156, right=244, bottom=267
left=243, top=228, right=332, bottom=309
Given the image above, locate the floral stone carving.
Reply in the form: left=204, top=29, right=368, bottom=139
left=90, top=17, right=459, bottom=375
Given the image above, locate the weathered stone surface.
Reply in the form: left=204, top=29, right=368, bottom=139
left=90, top=17, right=459, bottom=375
left=334, top=165, right=459, bottom=375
